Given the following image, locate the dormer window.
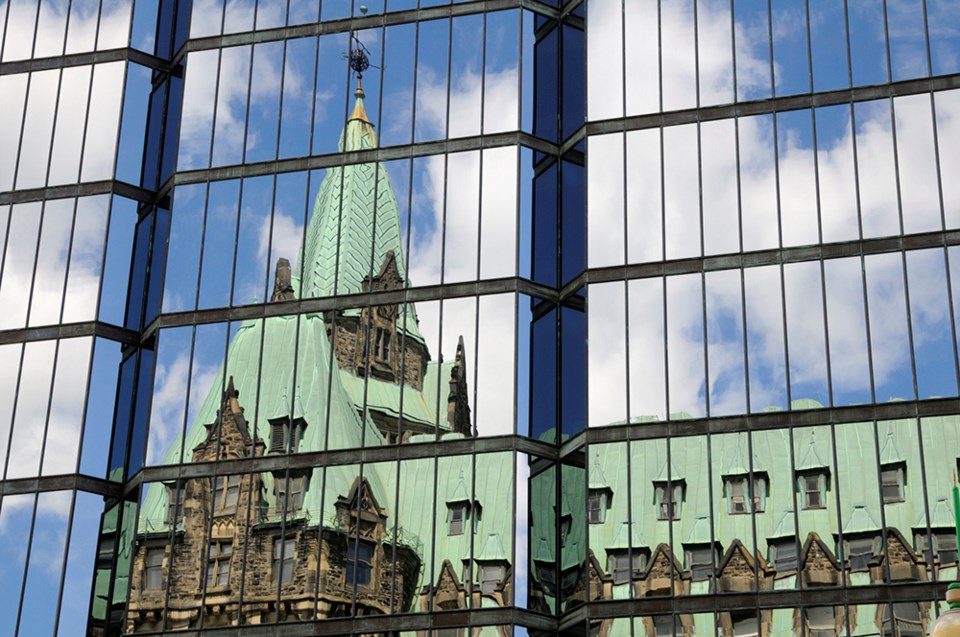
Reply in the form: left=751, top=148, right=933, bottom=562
left=607, top=550, right=647, bottom=584
left=588, top=489, right=610, bottom=524
left=480, top=564, right=506, bottom=593
left=917, top=530, right=958, bottom=566
left=880, top=463, right=905, bottom=503
left=273, top=536, right=295, bottom=584
left=449, top=503, right=467, bottom=535
left=797, top=470, right=828, bottom=510
left=844, top=536, right=879, bottom=571
left=768, top=537, right=799, bottom=572
left=654, top=481, right=684, bottom=520
left=374, top=327, right=391, bottom=362
left=724, top=474, right=768, bottom=514
left=685, top=544, right=718, bottom=581
left=269, top=417, right=306, bottom=454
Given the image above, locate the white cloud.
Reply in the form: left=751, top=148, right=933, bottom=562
left=404, top=65, right=521, bottom=438
left=586, top=0, right=960, bottom=422
left=147, top=349, right=219, bottom=466
left=0, top=0, right=129, bottom=192
left=0, top=337, right=91, bottom=518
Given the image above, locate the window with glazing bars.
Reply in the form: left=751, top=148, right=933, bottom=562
left=346, top=539, right=374, bottom=587
left=212, top=474, right=240, bottom=512
left=275, top=476, right=305, bottom=514
left=144, top=548, right=164, bottom=590
left=588, top=490, right=607, bottom=524
left=206, top=541, right=232, bottom=588
left=655, top=482, right=682, bottom=520
left=164, top=483, right=184, bottom=525
left=273, top=537, right=295, bottom=584
left=798, top=473, right=827, bottom=510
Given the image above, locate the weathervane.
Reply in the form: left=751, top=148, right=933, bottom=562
left=344, top=8, right=379, bottom=92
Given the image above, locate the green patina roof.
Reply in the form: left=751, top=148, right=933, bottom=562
left=917, top=496, right=955, bottom=529
left=139, top=90, right=514, bottom=610
left=338, top=358, right=456, bottom=430
left=842, top=504, right=881, bottom=535
left=300, top=88, right=424, bottom=345
left=684, top=515, right=712, bottom=545
left=607, top=522, right=643, bottom=551
left=796, top=428, right=830, bottom=471
left=140, top=313, right=390, bottom=531
left=879, top=427, right=905, bottom=465
left=472, top=532, right=510, bottom=562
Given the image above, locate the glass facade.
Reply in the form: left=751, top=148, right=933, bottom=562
left=2, top=0, right=960, bottom=636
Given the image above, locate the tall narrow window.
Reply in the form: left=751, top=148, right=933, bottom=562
left=144, top=548, right=164, bottom=590
left=374, top=327, right=391, bottom=362
left=273, top=537, right=295, bottom=584
left=728, top=478, right=748, bottom=514
left=213, top=474, right=240, bottom=512
left=798, top=472, right=827, bottom=510
left=164, top=484, right=185, bottom=525
left=206, top=541, right=232, bottom=588
left=275, top=476, right=305, bottom=514
left=448, top=504, right=467, bottom=535
left=588, top=490, right=608, bottom=524
left=346, top=539, right=374, bottom=587
left=881, top=463, right=905, bottom=503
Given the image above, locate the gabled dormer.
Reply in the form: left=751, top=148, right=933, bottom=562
left=192, top=376, right=263, bottom=463
left=799, top=532, right=843, bottom=587
left=875, top=527, right=927, bottom=582
left=716, top=539, right=774, bottom=593
left=335, top=476, right=389, bottom=541
left=638, top=543, right=690, bottom=597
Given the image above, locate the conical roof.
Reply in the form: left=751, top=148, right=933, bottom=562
left=300, top=87, right=424, bottom=344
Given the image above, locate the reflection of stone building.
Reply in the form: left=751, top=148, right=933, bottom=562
left=125, top=87, right=512, bottom=633
left=530, top=413, right=954, bottom=637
